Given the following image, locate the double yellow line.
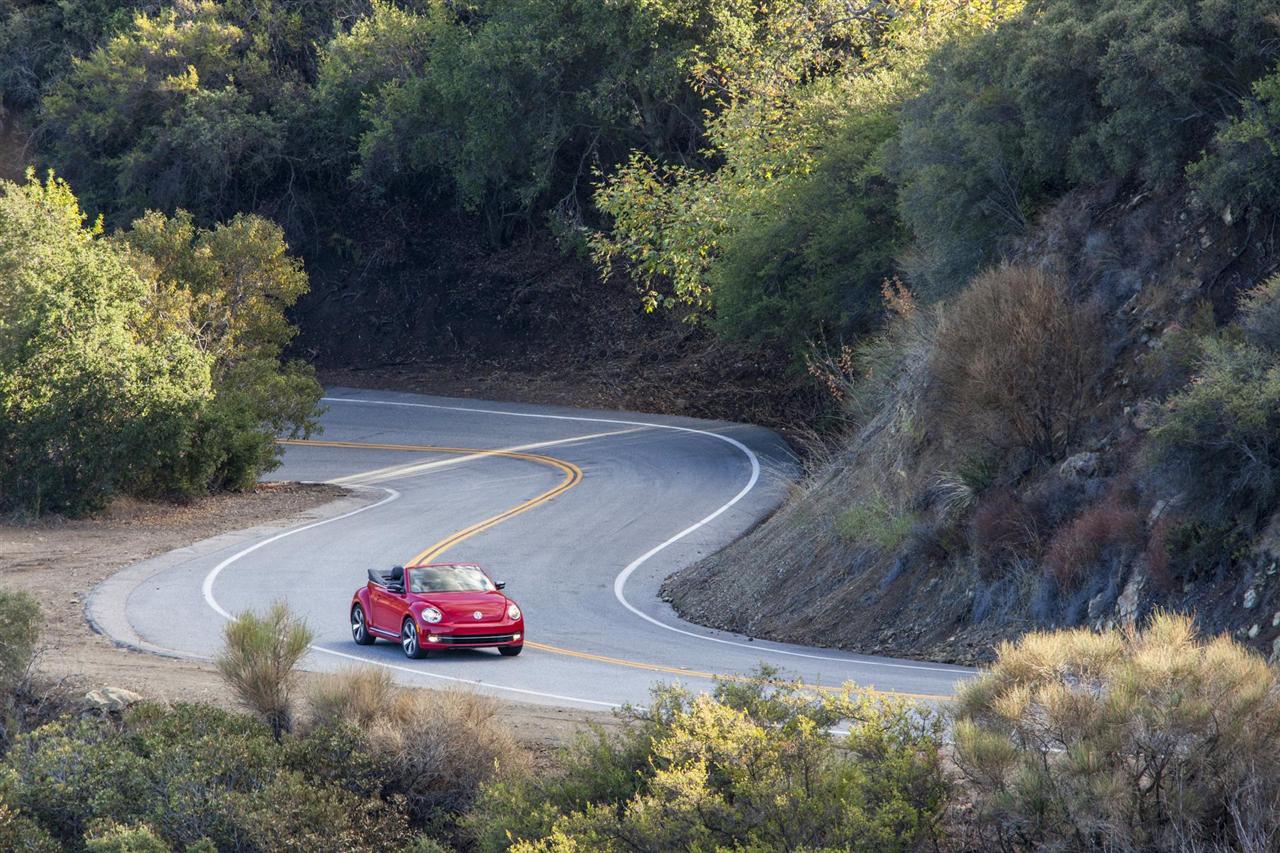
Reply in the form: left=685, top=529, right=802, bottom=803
left=284, top=438, right=952, bottom=701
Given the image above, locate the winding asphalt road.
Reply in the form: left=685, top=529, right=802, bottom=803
left=91, top=388, right=974, bottom=710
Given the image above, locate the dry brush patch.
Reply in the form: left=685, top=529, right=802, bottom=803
left=954, top=612, right=1280, bottom=851
left=306, top=667, right=529, bottom=830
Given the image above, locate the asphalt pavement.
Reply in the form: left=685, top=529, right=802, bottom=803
left=95, top=388, right=974, bottom=710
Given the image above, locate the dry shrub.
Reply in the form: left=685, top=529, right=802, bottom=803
left=307, top=668, right=527, bottom=827
left=955, top=613, right=1280, bottom=851
left=971, top=490, right=1041, bottom=575
left=1042, top=501, right=1143, bottom=590
left=930, top=265, right=1105, bottom=463
left=1144, top=515, right=1174, bottom=591
left=216, top=601, right=312, bottom=739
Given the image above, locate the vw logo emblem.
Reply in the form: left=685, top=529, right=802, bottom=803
left=473, top=611, right=482, bottom=620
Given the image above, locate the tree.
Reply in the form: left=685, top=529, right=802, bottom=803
left=120, top=209, right=322, bottom=494
left=0, top=173, right=211, bottom=515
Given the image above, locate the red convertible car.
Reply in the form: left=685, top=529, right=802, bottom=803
left=350, top=563, right=524, bottom=658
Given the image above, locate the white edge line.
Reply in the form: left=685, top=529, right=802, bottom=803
left=200, top=484, right=621, bottom=708
left=321, top=395, right=966, bottom=677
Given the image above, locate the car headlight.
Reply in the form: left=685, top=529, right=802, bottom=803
left=507, top=603, right=521, bottom=620
left=421, top=607, right=443, bottom=624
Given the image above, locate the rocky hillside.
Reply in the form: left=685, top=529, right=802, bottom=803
left=666, top=183, right=1280, bottom=666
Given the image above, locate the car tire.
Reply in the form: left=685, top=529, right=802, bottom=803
left=401, top=619, right=428, bottom=659
left=351, top=605, right=375, bottom=645
left=498, top=644, right=523, bottom=657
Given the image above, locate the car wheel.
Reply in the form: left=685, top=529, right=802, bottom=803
left=351, top=605, right=375, bottom=645
left=498, top=644, right=523, bottom=657
left=401, top=619, right=428, bottom=659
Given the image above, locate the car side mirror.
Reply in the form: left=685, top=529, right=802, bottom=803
left=495, top=581, right=506, bottom=590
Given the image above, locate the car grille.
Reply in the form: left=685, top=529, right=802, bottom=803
left=435, top=634, right=517, bottom=645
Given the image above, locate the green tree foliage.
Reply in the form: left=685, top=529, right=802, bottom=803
left=39, top=0, right=293, bottom=223
left=316, top=0, right=707, bottom=239
left=1191, top=63, right=1280, bottom=219
left=893, top=0, right=1280, bottom=293
left=955, top=613, right=1280, bottom=850
left=1147, top=338, right=1280, bottom=530
left=0, top=173, right=211, bottom=516
left=467, top=670, right=948, bottom=852
left=593, top=0, right=1022, bottom=348
left=120, top=209, right=322, bottom=493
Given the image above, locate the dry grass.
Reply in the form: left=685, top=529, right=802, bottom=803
left=307, top=668, right=529, bottom=825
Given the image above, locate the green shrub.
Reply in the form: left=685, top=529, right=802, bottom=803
left=4, top=703, right=417, bottom=850
left=0, top=589, right=39, bottom=699
left=0, top=802, right=61, bottom=853
left=955, top=613, right=1280, bottom=850
left=83, top=822, right=170, bottom=853
left=0, top=173, right=212, bottom=516
left=1190, top=64, right=1280, bottom=219
left=216, top=602, right=313, bottom=738
left=1239, top=274, right=1280, bottom=354
left=1146, top=338, right=1280, bottom=529
left=929, top=265, right=1105, bottom=463
left=120, top=209, right=322, bottom=497
left=836, top=497, right=916, bottom=552
left=467, top=670, right=948, bottom=852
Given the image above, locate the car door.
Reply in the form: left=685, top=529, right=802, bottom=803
left=369, top=583, right=402, bottom=634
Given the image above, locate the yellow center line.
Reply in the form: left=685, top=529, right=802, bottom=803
left=285, top=438, right=952, bottom=701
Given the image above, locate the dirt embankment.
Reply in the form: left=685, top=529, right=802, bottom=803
left=0, top=484, right=610, bottom=749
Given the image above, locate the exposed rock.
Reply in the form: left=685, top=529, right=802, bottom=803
left=1273, top=611, right=1280, bottom=628
left=1244, top=588, right=1259, bottom=610
left=83, top=687, right=142, bottom=713
left=1059, top=451, right=1100, bottom=481
left=1087, top=590, right=1110, bottom=623
left=1116, top=571, right=1145, bottom=625
left=1249, top=624, right=1261, bottom=639
left=1272, top=636, right=1280, bottom=666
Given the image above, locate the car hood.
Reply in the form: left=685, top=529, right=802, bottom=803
left=414, top=591, right=510, bottom=623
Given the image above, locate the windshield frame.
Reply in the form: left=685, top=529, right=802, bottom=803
left=408, top=564, right=496, bottom=594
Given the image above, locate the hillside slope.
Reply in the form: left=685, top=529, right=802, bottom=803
left=666, top=183, right=1280, bottom=666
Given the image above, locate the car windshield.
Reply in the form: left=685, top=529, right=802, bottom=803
left=409, top=565, right=494, bottom=593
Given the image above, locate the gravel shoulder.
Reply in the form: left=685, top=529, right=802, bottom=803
left=0, top=483, right=613, bottom=751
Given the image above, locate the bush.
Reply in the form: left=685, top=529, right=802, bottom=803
left=1042, top=501, right=1143, bottom=591
left=930, top=265, right=1105, bottom=463
left=954, top=613, right=1280, bottom=850
left=0, top=589, right=39, bottom=699
left=0, top=173, right=212, bottom=516
left=216, top=602, right=313, bottom=738
left=1146, top=338, right=1280, bottom=529
left=467, top=670, right=949, bottom=852
left=971, top=489, right=1042, bottom=572
left=4, top=702, right=418, bottom=850
left=1191, top=64, right=1280, bottom=219
left=84, top=822, right=170, bottom=852
left=307, top=668, right=526, bottom=833
left=0, top=802, right=61, bottom=853
left=1239, top=273, right=1280, bottom=354
left=836, top=497, right=916, bottom=552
